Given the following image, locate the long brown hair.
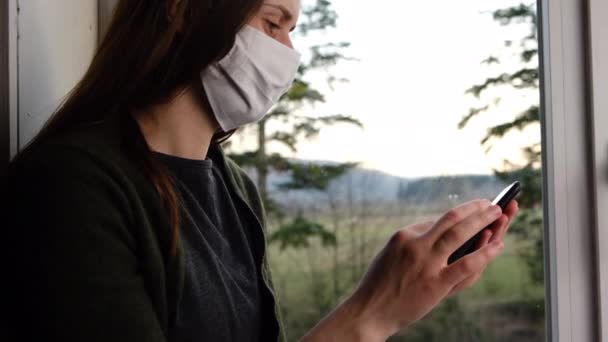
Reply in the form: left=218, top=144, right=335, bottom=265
left=18, top=0, right=263, bottom=256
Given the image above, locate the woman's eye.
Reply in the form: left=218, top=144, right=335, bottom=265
left=265, top=19, right=280, bottom=34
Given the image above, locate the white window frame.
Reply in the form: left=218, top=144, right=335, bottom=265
left=540, top=0, right=606, bottom=340
left=588, top=0, right=608, bottom=339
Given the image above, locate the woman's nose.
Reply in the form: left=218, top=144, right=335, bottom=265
left=282, top=34, right=294, bottom=49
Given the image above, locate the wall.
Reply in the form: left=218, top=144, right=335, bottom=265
left=7, top=0, right=98, bottom=159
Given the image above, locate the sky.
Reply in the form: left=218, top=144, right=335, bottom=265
left=233, top=0, right=541, bottom=178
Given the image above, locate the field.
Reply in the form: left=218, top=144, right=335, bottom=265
left=266, top=204, right=545, bottom=341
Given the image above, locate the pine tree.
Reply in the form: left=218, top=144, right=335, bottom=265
left=460, top=3, right=544, bottom=284
left=227, top=0, right=362, bottom=217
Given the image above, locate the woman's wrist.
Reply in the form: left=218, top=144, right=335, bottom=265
left=300, top=294, right=391, bottom=342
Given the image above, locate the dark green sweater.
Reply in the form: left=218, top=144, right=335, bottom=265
left=2, top=116, right=284, bottom=341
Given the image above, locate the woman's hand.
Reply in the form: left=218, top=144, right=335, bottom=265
left=301, top=199, right=518, bottom=342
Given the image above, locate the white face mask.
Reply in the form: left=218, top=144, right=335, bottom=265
left=201, top=25, right=301, bottom=132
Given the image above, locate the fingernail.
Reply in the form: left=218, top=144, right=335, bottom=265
left=489, top=205, right=502, bottom=218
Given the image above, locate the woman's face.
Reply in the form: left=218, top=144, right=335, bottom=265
left=247, top=0, right=300, bottom=49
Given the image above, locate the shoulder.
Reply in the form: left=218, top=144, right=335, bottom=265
left=6, top=141, right=135, bottom=223
left=3, top=119, right=160, bottom=250
left=4, top=117, right=154, bottom=227
left=9, top=141, right=111, bottom=187
left=8, top=116, right=144, bottom=188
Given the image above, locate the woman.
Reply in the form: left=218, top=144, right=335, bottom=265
left=2, top=0, right=518, bottom=341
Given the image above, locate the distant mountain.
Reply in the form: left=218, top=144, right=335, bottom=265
left=243, top=159, right=507, bottom=206
left=396, top=174, right=507, bottom=204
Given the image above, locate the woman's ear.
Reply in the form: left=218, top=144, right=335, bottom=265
left=166, top=0, right=186, bottom=32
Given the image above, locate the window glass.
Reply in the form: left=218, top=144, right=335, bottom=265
left=228, top=0, right=545, bottom=340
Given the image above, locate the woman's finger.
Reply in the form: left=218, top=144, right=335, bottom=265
left=440, top=239, right=504, bottom=286
left=408, top=221, right=436, bottom=237
left=448, top=230, right=494, bottom=295
left=447, top=230, right=497, bottom=294
left=427, top=199, right=492, bottom=240
left=433, top=204, right=502, bottom=257
left=475, top=229, right=493, bottom=249
left=448, top=272, right=483, bottom=297
left=503, top=200, right=518, bottom=220
left=488, top=215, right=510, bottom=243
left=488, top=201, right=519, bottom=243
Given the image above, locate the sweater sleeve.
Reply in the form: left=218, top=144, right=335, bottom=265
left=3, top=145, right=167, bottom=342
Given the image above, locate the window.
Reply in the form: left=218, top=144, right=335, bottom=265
left=3, top=0, right=605, bottom=340
left=227, top=0, right=607, bottom=340
left=228, top=1, right=547, bottom=340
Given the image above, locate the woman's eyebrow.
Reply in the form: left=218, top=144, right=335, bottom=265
left=264, top=4, right=294, bottom=22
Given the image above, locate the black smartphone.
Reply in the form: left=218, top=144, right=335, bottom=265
left=447, top=181, right=522, bottom=264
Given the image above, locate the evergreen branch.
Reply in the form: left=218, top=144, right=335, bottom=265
left=269, top=216, right=337, bottom=251
left=481, top=106, right=539, bottom=144
left=458, top=105, right=490, bottom=129
left=280, top=162, right=358, bottom=191
left=314, top=114, right=363, bottom=128
left=466, top=68, right=538, bottom=97
left=268, top=132, right=298, bottom=152
left=493, top=3, right=536, bottom=25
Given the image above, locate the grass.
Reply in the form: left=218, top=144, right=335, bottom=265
left=266, top=211, right=546, bottom=341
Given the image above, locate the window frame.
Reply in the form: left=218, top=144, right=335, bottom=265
left=5, top=0, right=18, bottom=162
left=539, top=0, right=604, bottom=340
left=0, top=0, right=8, bottom=167
left=588, top=0, right=608, bottom=339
